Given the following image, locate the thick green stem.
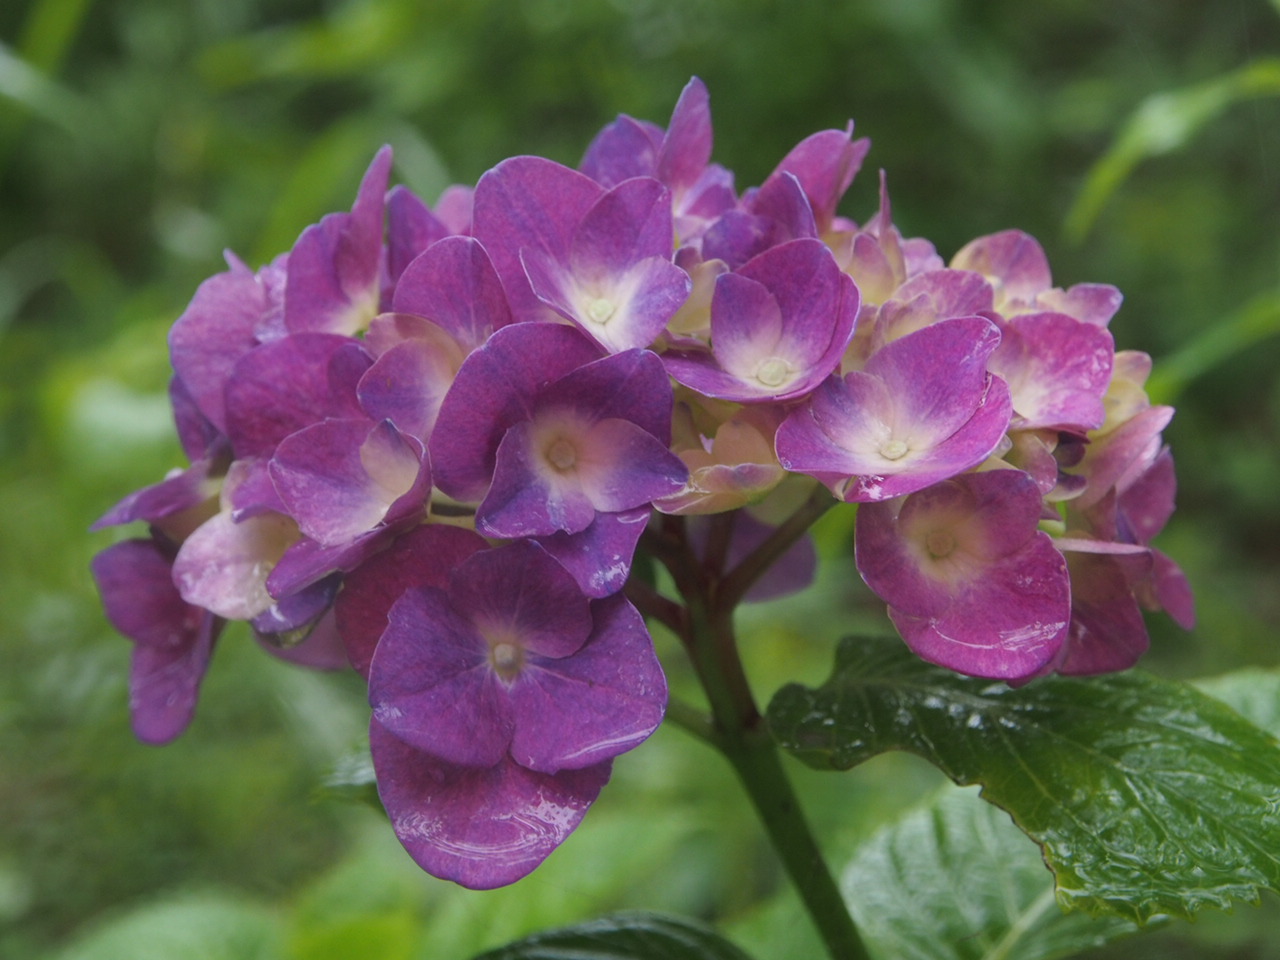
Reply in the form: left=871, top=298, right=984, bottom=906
left=650, top=516, right=871, bottom=960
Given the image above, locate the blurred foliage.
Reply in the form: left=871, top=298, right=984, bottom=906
left=2, top=0, right=1280, bottom=957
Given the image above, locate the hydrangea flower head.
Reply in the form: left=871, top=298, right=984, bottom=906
left=91, top=76, right=1194, bottom=886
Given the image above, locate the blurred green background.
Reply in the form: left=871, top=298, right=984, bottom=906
left=3, top=1, right=1280, bottom=958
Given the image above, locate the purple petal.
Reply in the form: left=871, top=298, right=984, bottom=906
left=524, top=246, right=690, bottom=354
left=950, top=229, right=1051, bottom=305
left=386, top=184, right=450, bottom=288
left=667, top=238, right=857, bottom=401
left=777, top=319, right=1012, bottom=501
left=390, top=235, right=512, bottom=351
left=479, top=418, right=599, bottom=537
left=251, top=573, right=340, bottom=636
left=580, top=115, right=663, bottom=187
left=128, top=614, right=218, bottom=744
left=334, top=525, right=489, bottom=677
left=92, top=538, right=207, bottom=650
left=769, top=125, right=869, bottom=229
left=256, top=607, right=351, bottom=671
left=92, top=459, right=219, bottom=530
left=509, top=595, right=666, bottom=772
left=472, top=156, right=602, bottom=322
left=357, top=332, right=463, bottom=442
left=369, top=586, right=513, bottom=767
left=270, top=419, right=425, bottom=547
left=571, top=177, right=675, bottom=277
left=429, top=323, right=603, bottom=501
left=537, top=347, right=676, bottom=444
left=172, top=510, right=298, bottom=620
left=170, top=375, right=225, bottom=462
left=168, top=260, right=274, bottom=433
left=370, top=722, right=610, bottom=889
left=91, top=538, right=220, bottom=744
left=535, top=507, right=651, bottom=598
left=285, top=146, right=391, bottom=335
left=224, top=333, right=371, bottom=459
left=989, top=311, right=1114, bottom=432
left=448, top=541, right=593, bottom=660
left=657, top=77, right=713, bottom=194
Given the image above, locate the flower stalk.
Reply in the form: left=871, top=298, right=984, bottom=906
left=650, top=515, right=872, bottom=960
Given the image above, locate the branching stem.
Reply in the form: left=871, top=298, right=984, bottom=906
left=647, top=513, right=871, bottom=960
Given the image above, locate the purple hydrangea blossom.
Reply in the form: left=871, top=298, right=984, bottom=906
left=855, top=470, right=1071, bottom=681
left=776, top=317, right=1012, bottom=501
left=90, top=76, right=1195, bottom=892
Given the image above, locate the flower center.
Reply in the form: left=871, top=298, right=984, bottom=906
left=925, top=529, right=956, bottom=559
left=879, top=438, right=909, bottom=461
left=546, top=437, right=578, bottom=472
left=489, top=641, right=524, bottom=681
left=755, top=356, right=791, bottom=388
left=587, top=297, right=616, bottom=324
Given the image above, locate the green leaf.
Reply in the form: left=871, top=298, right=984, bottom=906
left=470, top=911, right=755, bottom=960
left=1066, top=58, right=1280, bottom=242
left=844, top=785, right=1139, bottom=960
left=767, top=636, right=1280, bottom=922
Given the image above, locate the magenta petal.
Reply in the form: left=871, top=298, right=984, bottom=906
left=990, top=312, right=1114, bottom=432
left=91, top=538, right=220, bottom=744
left=224, top=333, right=371, bottom=459
left=1058, top=551, right=1152, bottom=675
left=535, top=507, right=650, bottom=598
left=1038, top=283, right=1124, bottom=327
left=856, top=472, right=1071, bottom=680
left=509, top=595, right=665, bottom=772
left=335, top=525, right=489, bottom=677
left=887, top=532, right=1070, bottom=681
left=429, top=323, right=603, bottom=501
left=479, top=419, right=599, bottom=537
left=285, top=146, right=391, bottom=335
left=472, top=156, right=602, bottom=322
left=657, top=77, right=713, bottom=193
left=172, top=511, right=298, bottom=620
left=580, top=115, right=664, bottom=188
left=270, top=419, right=425, bottom=546
left=386, top=184, right=450, bottom=287
left=449, top=541, right=593, bottom=660
left=390, top=235, right=512, bottom=351
left=370, top=586, right=513, bottom=767
left=770, top=125, right=869, bottom=229
left=168, top=260, right=273, bottom=433
left=371, top=722, right=610, bottom=889
left=951, top=229, right=1051, bottom=303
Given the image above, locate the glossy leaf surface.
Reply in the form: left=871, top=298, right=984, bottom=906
left=768, top=636, right=1280, bottom=921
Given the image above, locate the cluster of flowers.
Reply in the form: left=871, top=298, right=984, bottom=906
left=92, top=79, right=1193, bottom=889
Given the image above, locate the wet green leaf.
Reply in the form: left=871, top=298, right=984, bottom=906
left=470, top=911, right=755, bottom=960
left=843, top=785, right=1139, bottom=960
left=768, top=636, right=1280, bottom=921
